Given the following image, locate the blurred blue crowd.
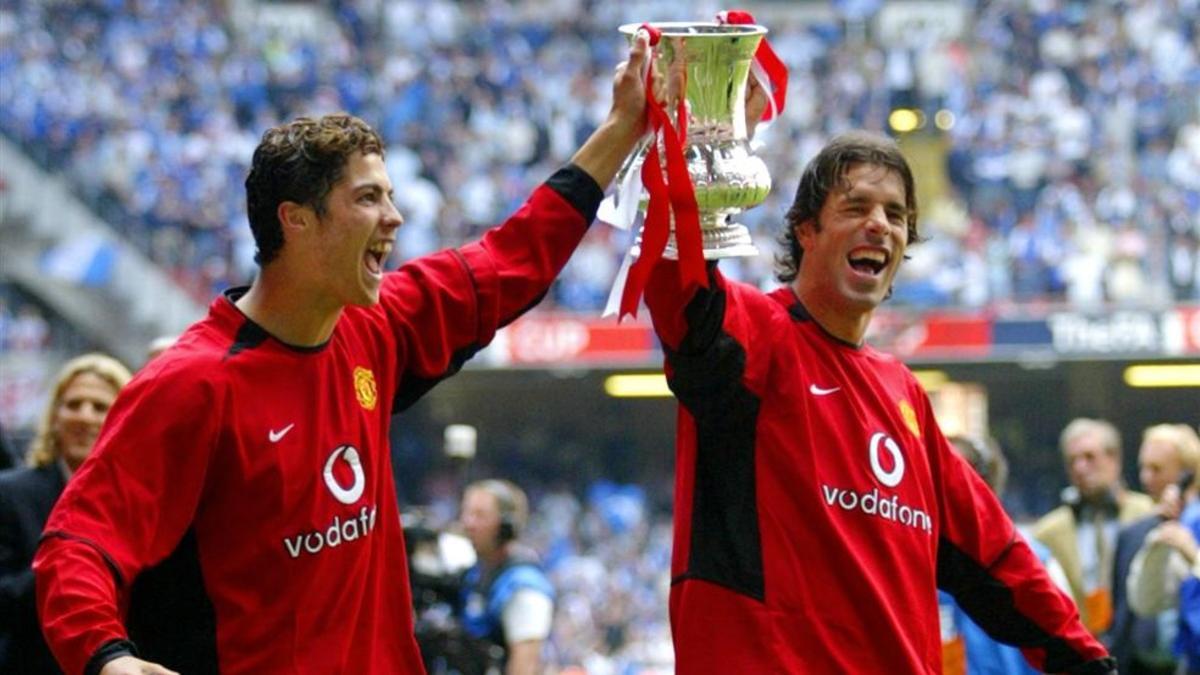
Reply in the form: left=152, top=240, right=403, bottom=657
left=2, top=0, right=1197, bottom=310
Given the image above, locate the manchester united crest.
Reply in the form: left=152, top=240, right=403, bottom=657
left=353, top=366, right=377, bottom=411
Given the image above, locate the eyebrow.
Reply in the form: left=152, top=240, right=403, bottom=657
left=841, top=194, right=907, bottom=213
left=353, top=183, right=395, bottom=199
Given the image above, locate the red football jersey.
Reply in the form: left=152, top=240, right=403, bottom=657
left=33, top=167, right=601, bottom=675
left=645, top=263, right=1111, bottom=674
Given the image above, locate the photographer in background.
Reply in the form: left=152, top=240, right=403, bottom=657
left=459, top=480, right=554, bottom=675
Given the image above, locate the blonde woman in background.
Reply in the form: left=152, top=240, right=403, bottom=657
left=0, top=353, right=132, bottom=674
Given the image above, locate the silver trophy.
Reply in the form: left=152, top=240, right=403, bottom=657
left=618, top=22, right=772, bottom=259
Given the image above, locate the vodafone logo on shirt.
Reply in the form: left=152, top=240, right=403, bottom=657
left=869, top=432, right=905, bottom=487
left=820, top=431, right=932, bottom=534
left=282, top=444, right=378, bottom=559
left=324, top=445, right=365, bottom=504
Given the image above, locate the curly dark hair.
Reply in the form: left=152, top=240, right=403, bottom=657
left=244, top=114, right=384, bottom=265
left=776, top=131, right=922, bottom=283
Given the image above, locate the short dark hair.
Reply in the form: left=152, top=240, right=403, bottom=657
left=244, top=114, right=384, bottom=265
left=776, top=131, right=922, bottom=283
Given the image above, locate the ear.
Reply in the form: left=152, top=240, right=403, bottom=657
left=795, top=218, right=817, bottom=250
left=277, top=201, right=315, bottom=239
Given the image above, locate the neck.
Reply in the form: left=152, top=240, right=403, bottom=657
left=792, top=280, right=873, bottom=346
left=58, top=457, right=77, bottom=481
left=1083, top=484, right=1120, bottom=505
left=480, top=544, right=509, bottom=569
left=236, top=266, right=343, bottom=347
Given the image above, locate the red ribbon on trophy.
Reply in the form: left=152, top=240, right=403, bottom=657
left=717, top=9, right=788, bottom=121
left=617, top=24, right=707, bottom=321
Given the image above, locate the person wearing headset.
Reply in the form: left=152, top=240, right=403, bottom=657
left=458, top=479, right=554, bottom=675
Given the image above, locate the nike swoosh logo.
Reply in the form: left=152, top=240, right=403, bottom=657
left=269, top=423, right=295, bottom=443
left=809, top=384, right=841, bottom=396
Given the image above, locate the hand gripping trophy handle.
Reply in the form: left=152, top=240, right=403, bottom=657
left=617, top=22, right=772, bottom=260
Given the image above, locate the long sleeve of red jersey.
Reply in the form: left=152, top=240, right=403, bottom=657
left=33, top=362, right=221, bottom=675
left=922, top=391, right=1116, bottom=674
left=643, top=259, right=726, bottom=354
left=382, top=164, right=602, bottom=411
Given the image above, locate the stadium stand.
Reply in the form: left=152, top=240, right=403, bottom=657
left=2, top=0, right=1195, bottom=311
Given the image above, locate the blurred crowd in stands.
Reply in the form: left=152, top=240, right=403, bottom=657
left=0, top=296, right=50, bottom=354
left=2, top=0, right=1197, bottom=310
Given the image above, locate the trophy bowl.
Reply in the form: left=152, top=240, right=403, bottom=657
left=618, top=22, right=773, bottom=259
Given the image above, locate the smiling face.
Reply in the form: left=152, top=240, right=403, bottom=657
left=53, top=372, right=119, bottom=472
left=306, top=151, right=402, bottom=308
left=794, top=163, right=909, bottom=327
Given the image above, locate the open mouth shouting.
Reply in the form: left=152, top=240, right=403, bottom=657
left=847, top=246, right=889, bottom=280
left=364, top=240, right=393, bottom=278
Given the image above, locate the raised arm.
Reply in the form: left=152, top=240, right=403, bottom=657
left=570, top=30, right=653, bottom=189
left=383, top=36, right=654, bottom=410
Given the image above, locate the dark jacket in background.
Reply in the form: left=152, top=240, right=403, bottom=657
left=0, top=464, right=67, bottom=674
left=1109, top=513, right=1177, bottom=675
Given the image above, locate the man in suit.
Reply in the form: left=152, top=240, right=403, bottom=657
left=1109, top=424, right=1200, bottom=674
left=1034, top=418, right=1156, bottom=636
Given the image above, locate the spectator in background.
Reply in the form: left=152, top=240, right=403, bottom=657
left=0, top=353, right=132, bottom=675
left=1126, top=425, right=1200, bottom=674
left=939, top=434, right=1071, bottom=675
left=459, top=479, right=554, bottom=675
left=1034, top=418, right=1156, bottom=636
left=1110, top=424, right=1200, bottom=673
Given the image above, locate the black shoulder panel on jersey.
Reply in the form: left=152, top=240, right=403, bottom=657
left=545, top=163, right=604, bottom=223
left=392, top=342, right=482, bottom=414
left=937, top=535, right=1117, bottom=674
left=226, top=319, right=270, bottom=359
left=667, top=285, right=765, bottom=601
left=126, top=529, right=219, bottom=674
left=674, top=263, right=724, bottom=355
